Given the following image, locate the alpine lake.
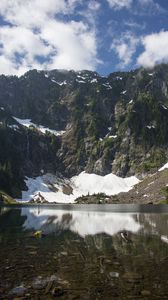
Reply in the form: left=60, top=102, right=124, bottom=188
left=1, top=204, right=168, bottom=299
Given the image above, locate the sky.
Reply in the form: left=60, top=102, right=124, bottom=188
left=0, top=0, right=168, bottom=76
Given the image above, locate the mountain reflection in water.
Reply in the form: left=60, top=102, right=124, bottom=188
left=21, top=208, right=141, bottom=237
left=1, top=206, right=168, bottom=299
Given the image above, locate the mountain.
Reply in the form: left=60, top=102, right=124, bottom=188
left=0, top=64, right=168, bottom=201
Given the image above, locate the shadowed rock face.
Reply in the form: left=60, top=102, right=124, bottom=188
left=0, top=64, right=168, bottom=197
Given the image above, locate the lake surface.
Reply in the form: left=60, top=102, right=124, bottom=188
left=1, top=205, right=168, bottom=299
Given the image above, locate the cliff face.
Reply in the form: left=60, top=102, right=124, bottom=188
left=0, top=64, right=168, bottom=196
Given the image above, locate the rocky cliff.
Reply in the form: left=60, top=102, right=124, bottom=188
left=0, top=64, right=168, bottom=198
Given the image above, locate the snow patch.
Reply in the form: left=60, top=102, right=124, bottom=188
left=121, top=90, right=127, bottom=95
left=51, top=79, right=57, bottom=83
left=146, top=125, right=155, bottom=129
left=13, top=117, right=65, bottom=136
left=77, top=75, right=86, bottom=80
left=161, top=235, right=168, bottom=244
left=17, top=172, right=140, bottom=204
left=109, top=135, right=117, bottom=139
left=54, top=80, right=67, bottom=86
left=102, top=83, right=112, bottom=89
left=129, top=100, right=133, bottom=104
left=90, top=78, right=97, bottom=83
left=9, top=124, right=19, bottom=130
left=159, top=162, right=168, bottom=172
left=76, top=79, right=85, bottom=83
left=162, top=105, right=168, bottom=110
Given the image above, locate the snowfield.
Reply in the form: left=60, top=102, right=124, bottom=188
left=13, top=117, right=65, bottom=136
left=17, top=172, right=140, bottom=204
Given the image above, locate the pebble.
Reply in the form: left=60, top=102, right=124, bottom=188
left=141, top=290, right=151, bottom=296
left=109, top=272, right=119, bottom=278
left=9, top=285, right=27, bottom=296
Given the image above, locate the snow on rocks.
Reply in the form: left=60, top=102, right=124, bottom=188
left=162, top=105, right=168, bottom=110
left=121, top=90, right=127, bottom=95
left=159, top=162, right=168, bottom=172
left=9, top=124, right=19, bottom=130
left=146, top=125, right=155, bottom=129
left=17, top=172, right=140, bottom=204
left=109, top=135, right=117, bottom=139
left=13, top=117, right=33, bottom=128
left=51, top=80, right=67, bottom=86
left=76, top=80, right=85, bottom=83
left=13, top=117, right=65, bottom=136
left=161, top=236, right=168, bottom=244
left=77, top=75, right=86, bottom=80
left=90, top=78, right=98, bottom=83
left=102, top=83, right=112, bottom=89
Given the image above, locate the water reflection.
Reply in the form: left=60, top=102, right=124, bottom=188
left=21, top=208, right=141, bottom=237
left=1, top=206, right=168, bottom=299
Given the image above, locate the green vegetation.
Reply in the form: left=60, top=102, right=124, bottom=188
left=0, top=65, right=168, bottom=197
left=160, top=186, right=168, bottom=204
left=138, top=149, right=166, bottom=172
left=0, top=191, right=16, bottom=204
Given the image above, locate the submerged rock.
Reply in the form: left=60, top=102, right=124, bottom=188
left=123, top=272, right=143, bottom=283
left=8, top=285, right=27, bottom=296
left=109, top=272, right=119, bottom=278
left=141, top=290, right=151, bottom=296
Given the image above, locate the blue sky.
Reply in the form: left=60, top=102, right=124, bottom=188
left=0, top=0, right=167, bottom=75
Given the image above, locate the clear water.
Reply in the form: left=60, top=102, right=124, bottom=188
left=1, top=205, right=168, bottom=299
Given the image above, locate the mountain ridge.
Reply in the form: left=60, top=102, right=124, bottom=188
left=0, top=63, right=168, bottom=200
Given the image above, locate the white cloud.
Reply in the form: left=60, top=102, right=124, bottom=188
left=79, top=1, right=101, bottom=30
left=124, top=19, right=146, bottom=30
left=107, top=0, right=165, bottom=14
left=0, top=0, right=67, bottom=28
left=111, top=32, right=139, bottom=68
left=134, top=0, right=166, bottom=15
left=88, top=0, right=101, bottom=11
left=41, top=20, right=99, bottom=71
left=107, top=0, right=133, bottom=10
left=137, top=31, right=168, bottom=67
left=0, top=0, right=99, bottom=75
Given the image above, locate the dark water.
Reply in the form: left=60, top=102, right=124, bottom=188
left=1, top=205, right=168, bottom=299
